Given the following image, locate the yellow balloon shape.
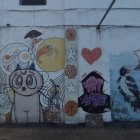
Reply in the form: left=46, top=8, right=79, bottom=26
left=36, top=38, right=65, bottom=72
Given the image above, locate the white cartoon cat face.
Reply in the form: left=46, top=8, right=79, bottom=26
left=9, top=64, right=43, bottom=96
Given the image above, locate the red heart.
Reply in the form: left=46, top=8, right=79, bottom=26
left=81, top=48, right=102, bottom=65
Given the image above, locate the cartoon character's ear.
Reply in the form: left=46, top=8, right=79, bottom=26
left=15, top=64, right=21, bottom=71
left=29, top=63, right=36, bottom=70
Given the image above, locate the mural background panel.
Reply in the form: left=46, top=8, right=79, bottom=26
left=77, top=27, right=111, bottom=123
left=106, top=28, right=140, bottom=121
left=0, top=27, right=65, bottom=123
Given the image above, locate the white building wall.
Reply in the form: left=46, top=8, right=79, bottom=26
left=0, top=0, right=140, bottom=27
left=0, top=0, right=140, bottom=123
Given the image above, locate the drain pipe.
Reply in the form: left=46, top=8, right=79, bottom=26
left=96, top=0, right=117, bottom=29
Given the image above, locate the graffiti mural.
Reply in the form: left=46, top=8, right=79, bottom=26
left=40, top=74, right=65, bottom=122
left=64, top=100, right=78, bottom=116
left=0, top=68, right=12, bottom=122
left=9, top=63, right=44, bottom=123
left=0, top=29, right=65, bottom=123
left=111, top=50, right=140, bottom=121
left=81, top=48, right=102, bottom=65
left=36, top=38, right=65, bottom=72
left=35, top=37, right=65, bottom=122
left=117, top=67, right=140, bottom=112
left=1, top=43, right=34, bottom=75
left=24, top=30, right=43, bottom=49
left=64, top=28, right=78, bottom=121
left=78, top=71, right=110, bottom=114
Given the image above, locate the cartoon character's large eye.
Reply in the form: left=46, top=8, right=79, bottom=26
left=47, top=45, right=52, bottom=49
left=12, top=75, right=23, bottom=89
left=26, top=74, right=37, bottom=89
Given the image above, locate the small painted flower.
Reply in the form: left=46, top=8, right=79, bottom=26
left=65, top=28, right=76, bottom=41
left=65, top=65, right=77, bottom=79
left=64, top=100, right=78, bottom=116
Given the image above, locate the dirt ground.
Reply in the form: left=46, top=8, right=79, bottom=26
left=0, top=123, right=140, bottom=140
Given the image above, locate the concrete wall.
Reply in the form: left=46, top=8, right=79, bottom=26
left=78, top=27, right=140, bottom=122
left=0, top=0, right=140, bottom=123
left=0, top=0, right=140, bottom=27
